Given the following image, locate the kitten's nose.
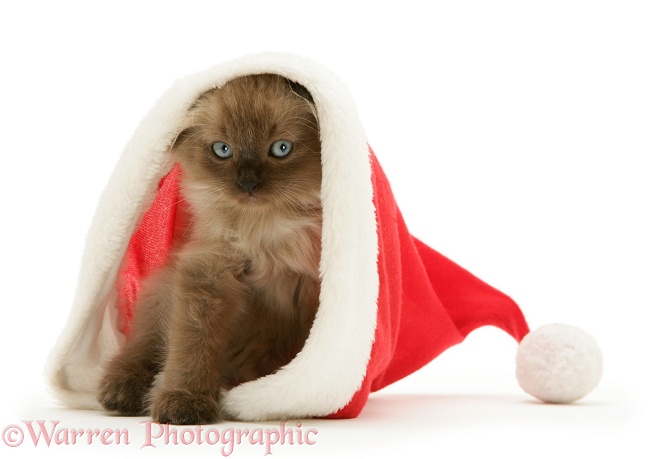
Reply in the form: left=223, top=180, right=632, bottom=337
left=238, top=178, right=260, bottom=193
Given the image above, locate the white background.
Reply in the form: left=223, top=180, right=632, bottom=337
left=1, top=1, right=666, bottom=457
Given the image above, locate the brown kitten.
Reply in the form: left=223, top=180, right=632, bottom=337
left=97, top=74, right=322, bottom=424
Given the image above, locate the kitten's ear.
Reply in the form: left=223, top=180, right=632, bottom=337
left=170, top=127, right=196, bottom=155
left=170, top=90, right=216, bottom=154
left=288, top=80, right=314, bottom=104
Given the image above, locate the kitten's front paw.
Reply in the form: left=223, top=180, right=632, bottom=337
left=97, top=359, right=154, bottom=416
left=151, top=389, right=221, bottom=425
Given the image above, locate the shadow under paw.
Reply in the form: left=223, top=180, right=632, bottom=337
left=151, top=389, right=221, bottom=425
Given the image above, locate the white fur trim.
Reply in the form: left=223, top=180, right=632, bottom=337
left=45, top=53, right=379, bottom=420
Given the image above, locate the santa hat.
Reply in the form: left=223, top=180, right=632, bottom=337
left=46, top=53, right=603, bottom=421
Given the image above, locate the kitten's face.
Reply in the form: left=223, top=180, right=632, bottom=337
left=172, top=74, right=321, bottom=214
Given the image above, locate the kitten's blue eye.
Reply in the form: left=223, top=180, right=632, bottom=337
left=270, top=140, right=293, bottom=158
left=212, top=141, right=232, bottom=159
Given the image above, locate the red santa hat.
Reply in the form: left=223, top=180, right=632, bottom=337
left=47, top=53, right=602, bottom=421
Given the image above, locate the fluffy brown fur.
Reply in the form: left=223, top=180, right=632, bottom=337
left=98, top=74, right=322, bottom=424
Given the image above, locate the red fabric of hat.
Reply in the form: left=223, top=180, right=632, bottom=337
left=325, top=152, right=530, bottom=417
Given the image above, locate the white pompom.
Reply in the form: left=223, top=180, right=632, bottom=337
left=516, top=323, right=603, bottom=403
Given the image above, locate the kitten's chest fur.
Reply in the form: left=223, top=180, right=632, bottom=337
left=194, top=208, right=322, bottom=313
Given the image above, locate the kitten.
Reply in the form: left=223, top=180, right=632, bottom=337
left=97, top=74, right=322, bottom=424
